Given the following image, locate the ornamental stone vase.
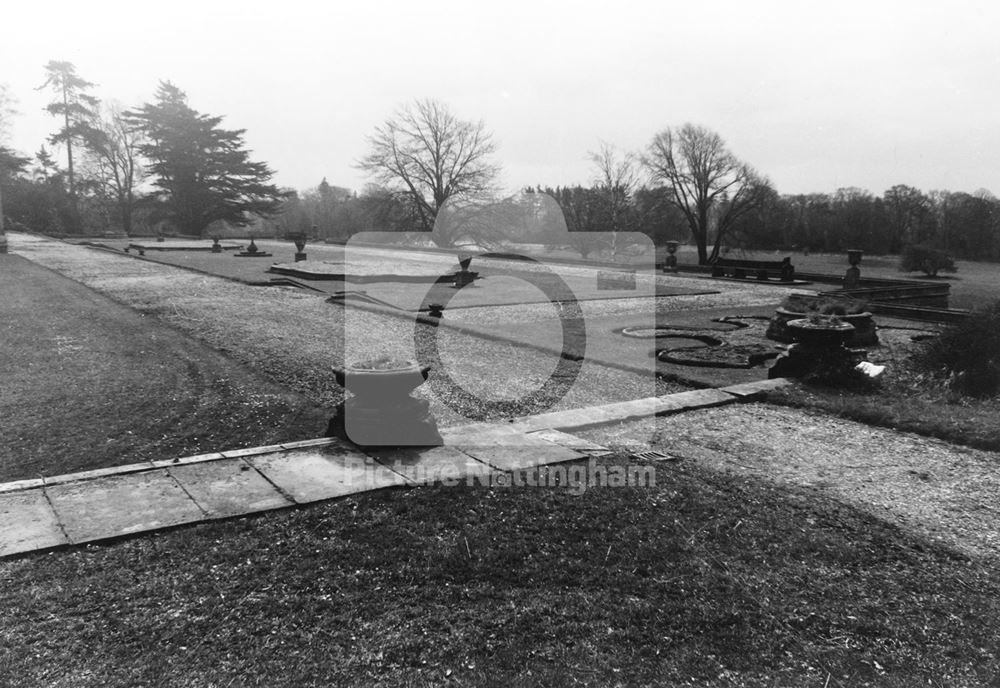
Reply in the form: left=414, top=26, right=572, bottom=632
left=328, top=359, right=442, bottom=446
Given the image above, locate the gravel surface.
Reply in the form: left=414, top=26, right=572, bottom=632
left=580, top=404, right=1000, bottom=560
left=10, top=233, right=678, bottom=429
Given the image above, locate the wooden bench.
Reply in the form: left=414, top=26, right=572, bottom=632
left=711, top=256, right=794, bottom=282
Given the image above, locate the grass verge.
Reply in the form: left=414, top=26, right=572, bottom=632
left=768, top=355, right=1000, bottom=453
left=0, top=255, right=328, bottom=481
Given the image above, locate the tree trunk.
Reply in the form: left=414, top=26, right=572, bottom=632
left=695, top=207, right=710, bottom=264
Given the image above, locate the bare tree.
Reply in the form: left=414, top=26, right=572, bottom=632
left=590, top=142, right=642, bottom=260
left=81, top=103, right=145, bottom=235
left=358, top=99, right=500, bottom=245
left=643, top=124, right=769, bottom=264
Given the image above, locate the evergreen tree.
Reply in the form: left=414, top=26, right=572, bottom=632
left=38, top=60, right=99, bottom=230
left=128, top=81, right=287, bottom=236
left=38, top=62, right=98, bottom=193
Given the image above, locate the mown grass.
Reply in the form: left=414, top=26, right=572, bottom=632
left=0, top=254, right=328, bottom=482
left=771, top=370, right=1000, bottom=452
left=2, top=456, right=997, bottom=687
left=734, top=249, right=1000, bottom=310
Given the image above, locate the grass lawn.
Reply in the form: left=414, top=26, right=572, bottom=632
left=0, top=255, right=328, bottom=482
left=769, top=373, right=1000, bottom=453
left=2, top=456, right=997, bottom=687
left=715, top=249, right=999, bottom=311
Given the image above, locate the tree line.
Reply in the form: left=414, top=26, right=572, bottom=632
left=282, top=102, right=1000, bottom=263
left=1, top=64, right=998, bottom=263
left=0, top=62, right=285, bottom=238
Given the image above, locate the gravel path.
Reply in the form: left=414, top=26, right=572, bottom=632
left=9, top=234, right=677, bottom=428
left=580, top=404, right=1000, bottom=560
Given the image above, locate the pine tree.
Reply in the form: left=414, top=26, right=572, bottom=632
left=128, top=81, right=287, bottom=236
left=38, top=61, right=99, bottom=231
left=38, top=61, right=99, bottom=195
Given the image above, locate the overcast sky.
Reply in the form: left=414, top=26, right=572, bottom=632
left=2, top=0, right=998, bottom=197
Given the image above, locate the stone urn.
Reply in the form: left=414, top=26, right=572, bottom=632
left=333, top=359, right=431, bottom=401
left=454, top=253, right=478, bottom=288
left=663, top=240, right=679, bottom=272
left=328, top=358, right=442, bottom=446
left=767, top=307, right=878, bottom=346
left=845, top=249, right=863, bottom=288
left=287, top=232, right=307, bottom=262
left=769, top=318, right=861, bottom=380
left=210, top=236, right=222, bottom=253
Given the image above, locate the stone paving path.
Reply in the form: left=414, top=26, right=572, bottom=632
left=0, top=380, right=787, bottom=558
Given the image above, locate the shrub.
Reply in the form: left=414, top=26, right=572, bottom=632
left=900, top=244, right=957, bottom=277
left=917, top=300, right=1000, bottom=397
left=801, top=350, right=880, bottom=393
left=779, top=294, right=868, bottom=315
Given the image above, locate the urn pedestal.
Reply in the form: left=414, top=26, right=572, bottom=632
left=769, top=319, right=865, bottom=380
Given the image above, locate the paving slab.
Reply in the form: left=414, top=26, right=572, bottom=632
left=365, top=445, right=497, bottom=485
left=220, top=444, right=288, bottom=459
left=0, top=478, right=46, bottom=495
left=663, top=388, right=737, bottom=410
left=0, top=490, right=68, bottom=556
left=167, top=458, right=293, bottom=518
left=440, top=423, right=529, bottom=445
left=280, top=438, right=339, bottom=450
left=45, top=470, right=206, bottom=544
left=457, top=440, right=583, bottom=472
left=248, top=446, right=407, bottom=503
left=652, top=395, right=686, bottom=414
left=42, top=460, right=157, bottom=487
left=524, top=429, right=614, bottom=457
left=511, top=396, right=667, bottom=432
left=150, top=452, right=225, bottom=468
left=719, top=378, right=792, bottom=399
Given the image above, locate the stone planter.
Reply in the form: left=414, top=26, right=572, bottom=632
left=329, top=359, right=441, bottom=446
left=767, top=307, right=878, bottom=346
left=769, top=318, right=869, bottom=380
left=333, top=360, right=431, bottom=402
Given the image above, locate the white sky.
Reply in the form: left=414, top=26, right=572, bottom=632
left=2, top=0, right=998, bottom=197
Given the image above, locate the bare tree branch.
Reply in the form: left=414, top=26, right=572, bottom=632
left=643, top=123, right=770, bottom=264
left=357, top=99, right=500, bottom=246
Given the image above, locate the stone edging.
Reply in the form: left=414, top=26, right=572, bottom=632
left=0, top=381, right=790, bottom=496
